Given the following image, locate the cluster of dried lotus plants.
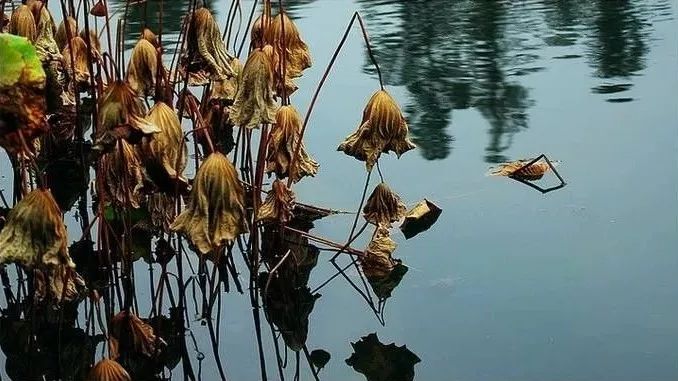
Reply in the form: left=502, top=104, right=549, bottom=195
left=0, top=1, right=439, bottom=380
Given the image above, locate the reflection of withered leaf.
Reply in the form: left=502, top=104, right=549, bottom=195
left=360, top=226, right=397, bottom=278
left=338, top=90, right=415, bottom=170
left=126, top=38, right=158, bottom=97
left=230, top=49, right=277, bottom=129
left=399, top=199, right=441, bottom=240
left=366, top=263, right=408, bottom=300
left=265, top=105, right=318, bottom=182
left=170, top=153, right=248, bottom=254
left=148, top=193, right=176, bottom=232
left=110, top=311, right=165, bottom=359
left=489, top=159, right=556, bottom=181
left=346, top=333, right=421, bottom=381
left=363, top=182, right=406, bottom=226
left=0, top=189, right=74, bottom=269
left=88, top=358, right=131, bottom=381
left=258, top=179, right=295, bottom=224
left=99, top=139, right=144, bottom=208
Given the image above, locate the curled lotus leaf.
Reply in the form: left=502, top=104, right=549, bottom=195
left=185, top=7, right=234, bottom=81
left=262, top=44, right=298, bottom=96
left=88, top=358, right=131, bottom=381
left=263, top=12, right=312, bottom=79
left=338, top=90, right=416, bottom=171
left=140, top=102, right=187, bottom=191
left=33, top=4, right=61, bottom=62
left=99, top=139, right=145, bottom=208
left=0, top=33, right=47, bottom=152
left=0, top=189, right=75, bottom=269
left=257, top=179, right=295, bottom=224
left=110, top=310, right=165, bottom=359
left=80, top=29, right=101, bottom=54
left=208, top=57, right=241, bottom=103
left=9, top=5, right=36, bottom=41
left=249, top=13, right=271, bottom=50
left=126, top=38, right=158, bottom=97
left=35, top=264, right=87, bottom=303
left=360, top=225, right=397, bottom=279
left=170, top=153, right=248, bottom=254
left=363, top=182, right=406, bottom=226
left=230, top=49, right=278, bottom=129
left=265, top=105, right=318, bottom=182
left=148, top=193, right=176, bottom=232
left=62, top=36, right=91, bottom=88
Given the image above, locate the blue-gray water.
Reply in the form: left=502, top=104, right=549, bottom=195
left=2, top=0, right=678, bottom=380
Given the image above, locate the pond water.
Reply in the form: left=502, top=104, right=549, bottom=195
left=1, top=0, right=677, bottom=380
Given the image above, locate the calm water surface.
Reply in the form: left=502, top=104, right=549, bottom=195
left=2, top=0, right=678, bottom=380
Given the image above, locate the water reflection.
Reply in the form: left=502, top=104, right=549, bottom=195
left=355, top=0, right=666, bottom=162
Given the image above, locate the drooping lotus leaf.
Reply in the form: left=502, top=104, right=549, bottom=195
left=309, top=349, right=331, bottom=371
left=8, top=5, right=36, bottom=42
left=265, top=105, right=318, bottom=182
left=257, top=179, right=295, bottom=224
left=366, top=262, right=408, bottom=300
left=363, top=182, right=406, bottom=226
left=140, top=101, right=187, bottom=191
left=33, top=4, right=60, bottom=62
left=338, top=90, right=416, bottom=171
left=55, top=16, right=77, bottom=51
left=263, top=12, right=312, bottom=79
left=126, top=38, right=158, bottom=97
left=399, top=199, right=442, bottom=239
left=88, top=358, right=131, bottom=381
left=98, top=139, right=145, bottom=208
left=345, top=333, right=421, bottom=381
left=62, top=36, right=91, bottom=88
left=110, top=310, right=165, bottom=359
left=184, top=7, right=234, bottom=81
left=230, top=49, right=277, bottom=129
left=0, top=33, right=47, bottom=152
left=34, top=265, right=87, bottom=303
left=170, top=153, right=248, bottom=254
left=360, top=225, right=397, bottom=279
left=0, top=189, right=74, bottom=269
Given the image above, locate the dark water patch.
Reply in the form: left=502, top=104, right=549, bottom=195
left=605, top=97, right=635, bottom=103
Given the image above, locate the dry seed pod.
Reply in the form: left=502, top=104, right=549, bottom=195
left=488, top=159, right=556, bottom=180
left=264, top=12, right=312, bottom=78
left=110, top=310, right=164, bottom=358
left=141, top=102, right=187, bottom=186
left=338, top=89, right=416, bottom=171
left=126, top=38, right=158, bottom=97
left=257, top=179, right=295, bottom=224
left=265, top=105, right=318, bottom=182
left=360, top=225, right=397, bottom=278
left=88, top=358, right=131, bottom=381
left=90, top=0, right=107, bottom=17
left=363, top=182, right=406, bottom=226
left=230, top=49, right=277, bottom=129
left=99, top=139, right=144, bottom=208
left=185, top=7, right=234, bottom=81
left=55, top=16, right=77, bottom=50
left=0, top=189, right=74, bottom=269
left=9, top=5, right=36, bottom=41
left=170, top=153, right=248, bottom=254
left=62, top=36, right=91, bottom=87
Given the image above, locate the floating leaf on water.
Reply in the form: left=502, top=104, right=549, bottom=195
left=360, top=225, right=397, bottom=278
left=258, top=179, right=296, bottom=224
left=366, top=262, right=408, bottom=300
left=399, top=199, right=442, bottom=239
left=363, top=182, right=406, bottom=227
left=170, top=153, right=248, bottom=255
left=488, top=158, right=558, bottom=181
left=345, top=333, right=421, bottom=381
left=126, top=38, right=158, bottom=97
left=88, top=358, right=131, bottom=381
left=265, top=105, right=318, bottom=182
left=9, top=5, right=36, bottom=42
left=338, top=90, right=416, bottom=171
left=230, top=48, right=278, bottom=129
left=309, top=349, right=331, bottom=370
left=0, top=189, right=74, bottom=269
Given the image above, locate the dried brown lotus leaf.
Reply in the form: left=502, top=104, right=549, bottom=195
left=185, top=7, right=234, bottom=81
left=62, top=36, right=91, bottom=87
left=9, top=5, right=36, bottom=41
left=141, top=27, right=158, bottom=46
left=209, top=57, right=242, bottom=103
left=33, top=4, right=60, bottom=62
left=230, top=49, right=278, bottom=129
left=264, top=12, right=311, bottom=79
left=488, top=159, right=555, bottom=180
left=141, top=101, right=187, bottom=186
left=0, top=189, right=75, bottom=269
left=265, top=105, right=318, bottom=182
left=170, top=152, right=248, bottom=254
left=110, top=310, right=165, bottom=358
left=338, top=90, right=416, bottom=170
left=126, top=38, right=158, bottom=97
left=257, top=179, right=295, bottom=224
left=99, top=139, right=144, bottom=208
left=148, top=193, right=176, bottom=232
left=80, top=29, right=101, bottom=54
left=400, top=199, right=442, bottom=240
left=363, top=182, right=406, bottom=226
left=35, top=265, right=87, bottom=303
left=361, top=225, right=397, bottom=278
left=96, top=80, right=160, bottom=146
left=88, top=358, right=131, bottom=381
left=55, top=16, right=77, bottom=51
left=250, top=13, right=271, bottom=50
left=261, top=43, right=298, bottom=96
left=90, top=0, right=107, bottom=18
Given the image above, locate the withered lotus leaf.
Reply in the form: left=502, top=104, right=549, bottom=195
left=62, top=36, right=91, bottom=87
left=489, top=159, right=556, bottom=180
left=230, top=49, right=278, bottom=129
left=209, top=57, right=241, bottom=103
left=9, top=5, right=36, bottom=41
left=360, top=225, right=397, bottom=278
left=363, top=182, right=406, bottom=226
left=141, top=102, right=187, bottom=186
left=33, top=4, right=61, bottom=62
left=338, top=90, right=416, bottom=171
left=35, top=264, right=87, bottom=303
left=126, top=38, right=158, bottom=97
left=90, top=0, right=107, bottom=18
left=110, top=310, right=164, bottom=358
left=0, top=189, right=75, bottom=269
left=265, top=105, right=318, bottom=182
left=99, top=139, right=145, bottom=208
left=88, top=358, right=131, bottom=381
left=55, top=16, right=77, bottom=51
left=399, top=199, right=442, bottom=240
left=0, top=33, right=47, bottom=152
left=346, top=333, right=421, bottom=381
left=148, top=193, right=176, bottom=232
left=262, top=43, right=298, bottom=96
left=186, top=7, right=234, bottom=81
left=141, top=27, right=159, bottom=47
left=263, top=12, right=312, bottom=79
left=257, top=179, right=295, bottom=224
left=80, top=29, right=102, bottom=55
left=249, top=13, right=271, bottom=50
left=171, top=153, right=248, bottom=254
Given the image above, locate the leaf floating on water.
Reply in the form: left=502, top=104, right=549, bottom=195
left=399, top=199, right=442, bottom=239
left=488, top=158, right=558, bottom=181
left=345, top=333, right=421, bottom=381
left=309, top=349, right=331, bottom=370
left=361, top=225, right=398, bottom=278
